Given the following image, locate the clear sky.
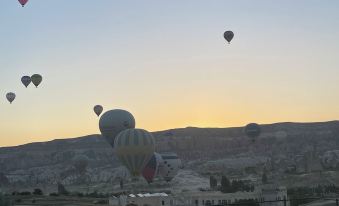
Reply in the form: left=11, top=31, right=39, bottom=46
left=1, top=0, right=339, bottom=146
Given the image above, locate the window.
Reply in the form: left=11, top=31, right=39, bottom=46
left=195, top=199, right=199, bottom=206
left=222, top=200, right=227, bottom=205
left=162, top=200, right=165, bottom=205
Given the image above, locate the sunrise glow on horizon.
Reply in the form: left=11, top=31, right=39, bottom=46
left=1, top=0, right=339, bottom=147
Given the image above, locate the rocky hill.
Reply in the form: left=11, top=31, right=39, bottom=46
left=1, top=121, right=339, bottom=192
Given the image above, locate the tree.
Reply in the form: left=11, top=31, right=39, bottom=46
left=262, top=172, right=268, bottom=184
left=0, top=193, right=11, bottom=206
left=119, top=179, right=124, bottom=189
left=33, top=188, right=43, bottom=195
left=0, top=173, right=9, bottom=186
left=209, top=176, right=217, bottom=189
left=57, top=182, right=69, bottom=195
left=220, top=176, right=231, bottom=193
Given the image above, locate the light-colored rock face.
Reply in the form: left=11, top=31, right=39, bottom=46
left=0, top=121, right=339, bottom=191
left=322, top=150, right=339, bottom=169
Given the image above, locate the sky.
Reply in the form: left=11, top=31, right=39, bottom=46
left=1, top=0, right=339, bottom=146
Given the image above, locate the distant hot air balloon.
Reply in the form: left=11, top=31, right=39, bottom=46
left=114, top=128, right=155, bottom=177
left=142, top=152, right=162, bottom=183
left=72, top=154, right=89, bottom=175
left=6, top=92, right=16, bottom=104
left=93, top=105, right=103, bottom=117
left=244, top=123, right=261, bottom=142
left=224, top=31, right=234, bottom=44
left=18, top=0, right=28, bottom=7
left=99, top=109, right=136, bottom=147
left=21, top=76, right=31, bottom=88
left=159, top=152, right=181, bottom=182
left=31, top=74, right=42, bottom=88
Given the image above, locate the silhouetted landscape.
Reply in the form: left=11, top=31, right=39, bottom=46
left=1, top=121, right=338, bottom=195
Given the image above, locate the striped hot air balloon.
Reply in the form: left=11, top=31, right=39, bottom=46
left=142, top=152, right=162, bottom=183
left=114, top=129, right=155, bottom=177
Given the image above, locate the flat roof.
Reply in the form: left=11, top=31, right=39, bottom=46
left=126, top=193, right=169, bottom=198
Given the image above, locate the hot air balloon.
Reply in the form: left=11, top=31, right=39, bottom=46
left=114, top=128, right=155, bottom=177
left=31, top=74, right=42, bottom=88
left=244, top=123, right=261, bottom=142
left=275, top=130, right=287, bottom=142
left=18, top=0, right=28, bottom=7
left=21, top=76, right=31, bottom=88
left=6, top=92, right=16, bottom=104
left=159, top=153, right=181, bottom=182
left=93, top=105, right=103, bottom=117
left=99, top=109, right=135, bottom=147
left=72, top=155, right=89, bottom=175
left=142, top=153, right=162, bottom=183
left=224, top=31, right=234, bottom=44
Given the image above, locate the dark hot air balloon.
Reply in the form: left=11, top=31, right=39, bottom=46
left=6, top=92, right=16, bottom=104
left=224, top=31, right=234, bottom=44
left=99, top=109, right=135, bottom=147
left=93, top=105, right=103, bottom=117
left=21, top=76, right=31, bottom=88
left=31, top=74, right=42, bottom=88
left=244, top=123, right=261, bottom=142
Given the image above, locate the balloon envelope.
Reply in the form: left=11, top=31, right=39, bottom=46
left=31, top=74, right=42, bottom=88
left=21, top=76, right=31, bottom=88
left=72, top=155, right=89, bottom=171
left=114, top=129, right=155, bottom=177
left=224, top=31, right=234, bottom=43
left=244, top=123, right=261, bottom=142
left=18, top=0, right=28, bottom=7
left=142, top=153, right=162, bottom=183
left=6, top=92, right=16, bottom=104
left=93, top=105, right=103, bottom=117
left=99, top=109, right=135, bottom=147
left=159, top=153, right=181, bottom=182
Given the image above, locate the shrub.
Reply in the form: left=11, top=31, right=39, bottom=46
left=0, top=193, right=12, bottom=206
left=33, top=188, right=43, bottom=195
left=19, top=191, right=31, bottom=196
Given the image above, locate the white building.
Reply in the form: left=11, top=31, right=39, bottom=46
left=180, top=190, right=259, bottom=206
left=109, top=193, right=175, bottom=206
left=259, top=185, right=289, bottom=206
left=109, top=185, right=288, bottom=206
